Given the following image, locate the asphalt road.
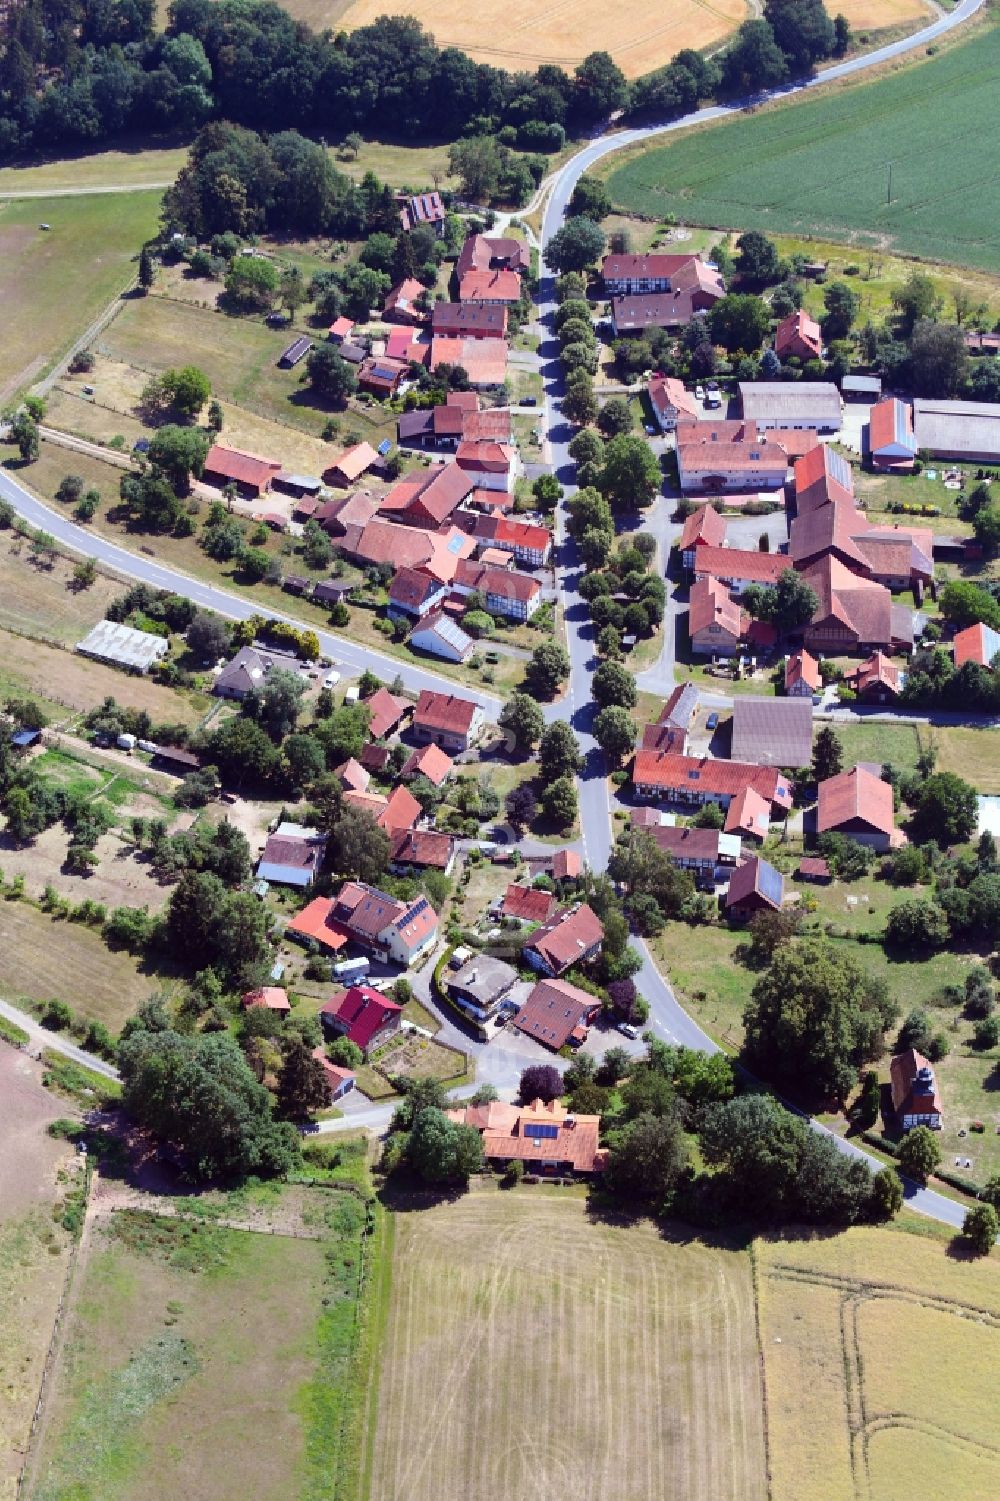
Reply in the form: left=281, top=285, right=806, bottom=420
left=0, top=469, right=504, bottom=717
left=0, top=998, right=119, bottom=1081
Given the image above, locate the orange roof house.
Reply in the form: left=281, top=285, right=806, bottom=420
left=725, top=785, right=771, bottom=842
left=775, top=309, right=823, bottom=362
left=429, top=338, right=508, bottom=386
left=445, top=1096, right=606, bottom=1175
left=847, top=651, right=906, bottom=703
left=384, top=278, right=427, bottom=324
left=500, top=884, right=558, bottom=925
left=513, top=978, right=602, bottom=1050
left=458, top=268, right=522, bottom=304
left=868, top=397, right=917, bottom=471
left=399, top=742, right=453, bottom=786
left=687, top=575, right=748, bottom=657
left=678, top=503, right=725, bottom=564
left=793, top=444, right=855, bottom=513
left=817, top=765, right=902, bottom=851
left=324, top=441, right=377, bottom=487
left=378, top=785, right=421, bottom=837
left=364, top=687, right=410, bottom=741
left=523, top=903, right=604, bottom=978
left=953, top=622, right=1000, bottom=669
left=241, top=986, right=291, bottom=1014
left=890, top=1048, right=943, bottom=1130
left=552, top=849, right=582, bottom=881
left=633, top=752, right=794, bottom=811
left=785, top=649, right=821, bottom=696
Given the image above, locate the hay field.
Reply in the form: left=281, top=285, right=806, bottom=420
left=332, top=0, right=748, bottom=77
left=0, top=902, right=155, bottom=1031
left=606, top=24, right=1000, bottom=273
left=25, top=1213, right=330, bottom=1501
left=757, top=1220, right=1000, bottom=1501
left=836, top=0, right=930, bottom=26
left=372, top=1191, right=766, bottom=1501
left=0, top=1049, right=78, bottom=1501
left=0, top=194, right=162, bottom=406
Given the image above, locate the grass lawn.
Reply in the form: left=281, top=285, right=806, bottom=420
left=757, top=1214, right=1000, bottom=1501
left=0, top=901, right=156, bottom=1032
left=370, top=1031, right=471, bottom=1087
left=372, top=1189, right=766, bottom=1501
left=605, top=22, right=1000, bottom=274
left=25, top=1191, right=376, bottom=1501
left=829, top=718, right=925, bottom=773
left=927, top=724, right=1000, bottom=794
left=0, top=192, right=162, bottom=405
left=0, top=143, right=186, bottom=195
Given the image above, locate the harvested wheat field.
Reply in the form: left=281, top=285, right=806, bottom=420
left=333, top=0, right=748, bottom=77
left=372, top=1189, right=766, bottom=1501
left=835, top=0, right=931, bottom=28
left=757, top=1218, right=1000, bottom=1501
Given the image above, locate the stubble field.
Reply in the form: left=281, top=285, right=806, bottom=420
left=371, top=1189, right=767, bottom=1501
left=315, top=0, right=748, bottom=77
left=757, top=1219, right=1000, bottom=1501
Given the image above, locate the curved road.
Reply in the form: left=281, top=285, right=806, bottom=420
left=1, top=0, right=987, bottom=1228
left=535, top=0, right=987, bottom=1229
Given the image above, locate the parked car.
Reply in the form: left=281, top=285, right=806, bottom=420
left=706, top=712, right=719, bottom=731
left=323, top=670, right=341, bottom=688
left=521, top=396, right=537, bottom=406
left=695, top=384, right=705, bottom=400
left=617, top=1022, right=640, bottom=1040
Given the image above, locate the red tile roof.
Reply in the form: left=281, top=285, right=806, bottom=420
left=429, top=338, right=508, bottom=385
left=204, top=444, right=281, bottom=489
left=364, top=687, right=410, bottom=741
left=384, top=278, right=425, bottom=318
left=953, top=622, right=1000, bottom=668
left=633, top=751, right=793, bottom=808
left=524, top=903, right=604, bottom=976
left=455, top=235, right=530, bottom=278
left=817, top=765, right=896, bottom=839
left=688, top=575, right=747, bottom=642
left=726, top=855, right=784, bottom=911
left=551, top=849, right=582, bottom=880
left=446, top=1096, right=605, bottom=1173
left=649, top=375, right=699, bottom=424
left=785, top=649, right=821, bottom=693
left=475, top=515, right=551, bottom=555
left=501, top=883, right=558, bottom=924
left=399, top=742, right=453, bottom=785
left=679, top=503, right=726, bottom=554
left=513, top=977, right=601, bottom=1051
left=793, top=444, right=855, bottom=512
left=388, top=567, right=444, bottom=613
left=241, top=986, right=291, bottom=1012
left=775, top=308, right=822, bottom=360
left=321, top=985, right=402, bottom=1051
left=286, top=896, right=349, bottom=951
left=389, top=827, right=455, bottom=869
left=413, top=689, right=479, bottom=737
left=431, top=302, right=508, bottom=338
left=692, top=546, right=788, bottom=585
left=890, top=1047, right=943, bottom=1119
left=459, top=268, right=522, bottom=303
left=801, top=555, right=893, bottom=647
left=325, top=441, right=377, bottom=484
left=335, top=757, right=370, bottom=794
left=725, top=785, right=771, bottom=841
left=849, top=651, right=904, bottom=697
left=378, top=785, right=421, bottom=836
left=311, top=1048, right=355, bottom=1094
left=797, top=856, right=830, bottom=879
left=456, top=440, right=514, bottom=474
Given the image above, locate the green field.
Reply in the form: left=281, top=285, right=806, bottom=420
left=0, top=192, right=162, bottom=404
left=606, top=25, right=1000, bottom=273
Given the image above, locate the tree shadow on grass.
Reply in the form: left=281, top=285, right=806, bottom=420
left=377, top=1174, right=472, bottom=1214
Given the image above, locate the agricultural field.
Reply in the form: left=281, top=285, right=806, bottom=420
left=0, top=901, right=156, bottom=1032
left=757, top=1217, right=1000, bottom=1501
left=605, top=24, right=1000, bottom=273
left=0, top=193, right=162, bottom=405
left=0, top=1047, right=80, bottom=1501
left=371, top=1189, right=766, bottom=1501
left=23, top=1190, right=375, bottom=1501
left=328, top=0, right=747, bottom=76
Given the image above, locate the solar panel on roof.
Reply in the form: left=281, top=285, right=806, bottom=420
left=756, top=860, right=784, bottom=906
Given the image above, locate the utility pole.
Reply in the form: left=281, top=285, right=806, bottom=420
left=887, top=161, right=893, bottom=206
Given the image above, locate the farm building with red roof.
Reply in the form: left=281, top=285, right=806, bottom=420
left=320, top=985, right=402, bottom=1056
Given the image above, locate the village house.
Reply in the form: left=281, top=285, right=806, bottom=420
left=801, top=555, right=911, bottom=655
left=256, top=822, right=327, bottom=888
left=429, top=337, right=508, bottom=386
left=678, top=504, right=726, bottom=571
left=399, top=742, right=453, bottom=786
left=725, top=856, right=785, bottom=919
left=793, top=444, right=856, bottom=513
left=452, top=559, right=542, bottom=620
left=641, top=684, right=700, bottom=756
left=890, top=1048, right=944, bottom=1130
left=364, top=686, right=410, bottom=741
left=203, top=444, right=281, bottom=499
left=389, top=827, right=456, bottom=875
left=213, top=645, right=282, bottom=701
left=867, top=397, right=917, bottom=472
left=345, top=519, right=476, bottom=585
left=648, top=375, right=700, bottom=432
left=632, top=751, right=794, bottom=813
left=431, top=302, right=508, bottom=340
left=241, top=986, right=291, bottom=1015
left=458, top=268, right=522, bottom=305
left=676, top=425, right=788, bottom=494
left=456, top=234, right=530, bottom=279
left=952, top=621, right=1000, bottom=668
left=774, top=308, right=823, bottom=362
left=380, top=464, right=476, bottom=529
left=290, top=882, right=439, bottom=966
left=320, top=984, right=403, bottom=1057
left=408, top=609, right=475, bottom=664
left=513, top=977, right=602, bottom=1050
left=500, top=883, right=558, bottom=926
left=327, top=315, right=354, bottom=344
left=456, top=439, right=519, bottom=493
left=725, top=785, right=772, bottom=843
left=687, top=575, right=748, bottom=657
left=522, top=903, right=604, bottom=978
left=785, top=649, right=821, bottom=697
left=311, top=1050, right=356, bottom=1102
left=551, top=848, right=583, bottom=881
left=399, top=191, right=446, bottom=235
left=383, top=278, right=427, bottom=324
left=816, top=765, right=901, bottom=852
left=387, top=567, right=448, bottom=621
left=358, top=356, right=408, bottom=398
left=912, top=398, right=1000, bottom=463
left=731, top=696, right=814, bottom=768
left=692, top=545, right=787, bottom=594
left=846, top=651, right=906, bottom=703
left=412, top=689, right=485, bottom=752
left=335, top=758, right=369, bottom=795
left=642, top=824, right=741, bottom=881
left=601, top=251, right=723, bottom=298
left=445, top=954, right=519, bottom=1025
left=445, top=1096, right=607, bottom=1175
left=472, top=514, right=551, bottom=568
left=398, top=393, right=511, bottom=452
